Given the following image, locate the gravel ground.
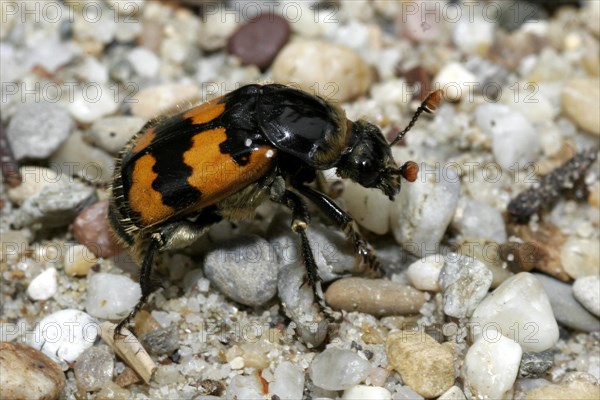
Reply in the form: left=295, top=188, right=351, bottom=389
left=1, top=1, right=599, bottom=399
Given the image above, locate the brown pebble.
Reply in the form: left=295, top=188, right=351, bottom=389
left=504, top=221, right=570, bottom=282
left=401, top=65, right=432, bottom=101
left=325, top=277, right=426, bottom=317
left=72, top=200, right=124, bottom=258
left=115, top=367, right=141, bottom=388
left=0, top=123, right=22, bottom=188
left=227, top=14, right=291, bottom=70
left=0, top=342, right=66, bottom=400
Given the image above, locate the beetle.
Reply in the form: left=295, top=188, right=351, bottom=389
left=109, top=83, right=442, bottom=336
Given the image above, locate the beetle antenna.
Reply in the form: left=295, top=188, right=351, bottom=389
left=390, top=89, right=443, bottom=146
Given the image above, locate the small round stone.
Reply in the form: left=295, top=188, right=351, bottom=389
left=7, top=166, right=66, bottom=206
left=7, top=103, right=73, bottom=160
left=0, top=342, right=66, bottom=400
left=560, top=237, right=600, bottom=279
left=270, top=362, right=304, bottom=400
left=524, top=372, right=600, bottom=399
left=518, top=351, right=554, bottom=378
left=68, top=85, right=120, bottom=124
left=72, top=201, right=124, bottom=259
left=74, top=346, right=114, bottom=392
left=439, top=254, right=493, bottom=318
left=131, top=83, right=200, bottom=119
left=126, top=47, right=160, bottom=78
left=63, top=245, right=98, bottom=277
left=339, top=181, right=391, bottom=235
left=32, top=309, right=98, bottom=363
left=325, top=277, right=426, bottom=317
left=438, top=386, right=467, bottom=400
left=140, top=325, right=180, bottom=355
left=386, top=331, right=455, bottom=398
left=204, top=235, right=278, bottom=307
left=272, top=39, right=373, bottom=102
left=227, top=14, right=290, bottom=70
left=406, top=254, right=445, bottom=292
left=342, top=385, right=392, bottom=400
left=86, top=116, right=146, bottom=155
left=561, top=78, right=600, bottom=136
left=464, top=335, right=522, bottom=399
left=309, top=348, right=371, bottom=391
left=433, top=62, right=477, bottom=101
left=85, top=273, right=141, bottom=319
left=451, top=196, right=507, bottom=243
left=27, top=267, right=58, bottom=301
left=573, top=275, right=600, bottom=317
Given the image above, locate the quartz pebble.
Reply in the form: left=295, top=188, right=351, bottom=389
left=561, top=78, right=600, bottom=136
left=27, top=267, right=58, bottom=300
left=63, top=244, right=97, bottom=276
left=0, top=342, right=66, bottom=400
left=270, top=362, right=304, bottom=400
left=439, top=254, right=493, bottom=318
left=406, top=254, right=445, bottom=292
left=126, top=47, right=160, bottom=78
left=86, top=116, right=146, bottom=155
left=475, top=103, right=540, bottom=170
left=7, top=166, right=66, bottom=206
left=85, top=273, right=141, bottom=319
left=72, top=201, right=124, bottom=258
left=471, top=273, right=559, bottom=352
left=278, top=263, right=328, bottom=347
left=227, top=14, right=290, bottom=70
left=140, top=325, right=180, bottom=355
left=309, top=347, right=371, bottom=391
left=272, top=39, right=373, bottom=102
left=74, top=346, right=114, bottom=392
left=453, top=17, right=495, bottom=56
left=390, top=164, right=460, bottom=257
left=464, top=335, right=522, bottom=399
left=534, top=273, right=600, bottom=332
left=433, top=62, right=477, bottom=101
left=325, top=277, right=426, bottom=317
left=518, top=351, right=554, bottom=378
left=525, top=372, right=599, bottom=399
left=11, top=181, right=97, bottom=229
left=342, top=385, right=392, bottom=399
left=31, top=309, right=98, bottom=363
left=560, top=237, right=600, bottom=279
left=6, top=103, right=73, bottom=160
left=131, top=84, right=200, bottom=119
left=339, top=181, right=391, bottom=234
left=228, top=374, right=263, bottom=399
left=386, top=331, right=455, bottom=398
left=451, top=196, right=507, bottom=243
left=204, top=235, right=278, bottom=307
left=573, top=275, right=600, bottom=317
left=68, top=85, right=120, bottom=124
left=50, top=131, right=115, bottom=183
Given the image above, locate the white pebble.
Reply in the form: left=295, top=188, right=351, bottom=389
left=340, top=181, right=391, bottom=235
left=27, top=268, right=58, bottom=301
left=31, top=309, right=98, bottom=363
left=63, top=245, right=97, bottom=277
left=342, top=385, right=392, bottom=400
left=464, top=335, right=522, bottom=399
left=453, top=17, right=495, bottom=56
left=390, top=164, right=460, bottom=257
left=309, top=347, right=371, bottom=391
left=573, top=276, right=600, bottom=317
left=406, top=254, right=445, bottom=292
left=228, top=374, right=263, bottom=399
left=433, top=62, right=477, bottom=101
left=471, top=272, right=559, bottom=352
left=131, top=83, right=200, bottom=119
left=68, top=85, right=119, bottom=124
left=270, top=362, right=305, bottom=400
left=127, top=47, right=160, bottom=78
left=560, top=237, right=600, bottom=279
left=85, top=273, right=141, bottom=319
left=475, top=103, right=540, bottom=170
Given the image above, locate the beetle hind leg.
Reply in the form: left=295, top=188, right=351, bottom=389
left=272, top=188, right=335, bottom=322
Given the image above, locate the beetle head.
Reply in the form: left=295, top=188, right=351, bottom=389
left=336, top=120, right=418, bottom=200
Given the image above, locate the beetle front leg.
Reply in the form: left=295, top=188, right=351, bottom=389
left=292, top=183, right=383, bottom=278
left=271, top=188, right=335, bottom=322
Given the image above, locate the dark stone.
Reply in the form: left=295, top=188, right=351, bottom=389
left=518, top=350, right=554, bottom=378
left=140, top=325, right=180, bottom=355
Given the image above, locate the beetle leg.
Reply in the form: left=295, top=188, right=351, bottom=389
left=292, top=183, right=383, bottom=278
left=271, top=188, right=335, bottom=322
left=115, top=211, right=222, bottom=339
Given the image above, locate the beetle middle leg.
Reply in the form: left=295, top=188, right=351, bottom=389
left=293, top=183, right=383, bottom=278
left=271, top=187, right=334, bottom=321
left=114, top=210, right=222, bottom=339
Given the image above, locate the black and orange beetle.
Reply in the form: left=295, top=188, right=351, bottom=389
left=109, top=83, right=442, bottom=335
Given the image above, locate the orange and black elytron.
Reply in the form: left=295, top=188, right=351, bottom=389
left=109, top=83, right=442, bottom=335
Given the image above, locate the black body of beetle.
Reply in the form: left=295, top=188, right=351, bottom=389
left=109, top=83, right=440, bottom=336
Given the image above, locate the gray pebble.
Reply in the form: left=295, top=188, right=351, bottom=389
left=518, top=351, right=554, bottom=378
left=7, top=103, right=73, bottom=160
left=74, top=346, right=114, bottom=392
left=534, top=273, right=600, bottom=332
left=451, top=196, right=507, bottom=243
left=11, top=181, right=97, bottom=229
left=85, top=116, right=145, bottom=154
left=439, top=253, right=493, bottom=318
left=140, top=325, right=180, bottom=355
left=572, top=275, right=600, bottom=317
left=278, top=263, right=328, bottom=347
left=203, top=235, right=278, bottom=307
